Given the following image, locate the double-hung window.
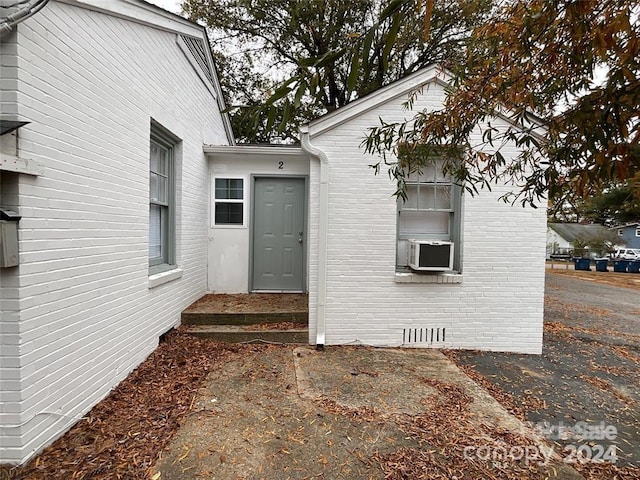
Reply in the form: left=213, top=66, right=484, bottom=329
left=213, top=178, right=244, bottom=226
left=149, top=122, right=178, bottom=272
left=397, top=157, right=462, bottom=271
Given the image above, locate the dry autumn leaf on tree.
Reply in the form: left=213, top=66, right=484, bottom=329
left=364, top=0, right=639, bottom=208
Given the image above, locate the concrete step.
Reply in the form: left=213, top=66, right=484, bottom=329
left=185, top=325, right=309, bottom=344
left=181, top=311, right=308, bottom=326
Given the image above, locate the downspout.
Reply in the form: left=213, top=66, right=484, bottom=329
left=299, top=125, right=328, bottom=350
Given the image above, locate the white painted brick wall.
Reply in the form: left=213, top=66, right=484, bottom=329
left=0, top=31, right=19, bottom=117
left=0, top=1, right=229, bottom=464
left=0, top=147, right=24, bottom=455
left=308, top=82, right=546, bottom=354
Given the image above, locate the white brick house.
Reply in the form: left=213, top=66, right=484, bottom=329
left=0, top=0, right=232, bottom=464
left=205, top=66, right=546, bottom=354
left=1, top=0, right=546, bottom=466
left=302, top=69, right=546, bottom=353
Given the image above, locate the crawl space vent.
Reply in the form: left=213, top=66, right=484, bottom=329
left=403, top=327, right=446, bottom=345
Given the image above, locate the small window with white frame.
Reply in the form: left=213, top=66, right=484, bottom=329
left=213, top=177, right=245, bottom=226
left=635, top=226, right=640, bottom=237
left=618, top=229, right=624, bottom=236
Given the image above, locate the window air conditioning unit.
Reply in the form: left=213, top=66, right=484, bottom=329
left=408, top=240, right=454, bottom=271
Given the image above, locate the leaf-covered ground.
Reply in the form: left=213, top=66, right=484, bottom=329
left=1, top=271, right=638, bottom=479
left=154, top=344, right=578, bottom=480
left=0, top=333, right=238, bottom=480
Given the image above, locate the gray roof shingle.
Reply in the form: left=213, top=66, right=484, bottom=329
left=548, top=223, right=610, bottom=243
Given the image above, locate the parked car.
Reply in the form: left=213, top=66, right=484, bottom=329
left=611, top=249, right=640, bottom=260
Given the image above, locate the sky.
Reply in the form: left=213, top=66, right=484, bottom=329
left=146, top=0, right=182, bottom=15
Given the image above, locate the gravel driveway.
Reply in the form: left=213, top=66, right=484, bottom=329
left=450, top=272, right=640, bottom=469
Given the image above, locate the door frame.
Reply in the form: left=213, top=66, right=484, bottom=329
left=249, top=175, right=308, bottom=293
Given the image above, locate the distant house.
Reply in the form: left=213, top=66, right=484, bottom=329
left=546, top=223, right=611, bottom=257
left=613, top=223, right=640, bottom=249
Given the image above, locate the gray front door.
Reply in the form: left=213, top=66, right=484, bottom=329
left=252, top=177, right=305, bottom=291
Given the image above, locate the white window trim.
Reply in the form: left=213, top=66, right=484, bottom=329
left=149, top=267, right=184, bottom=289
left=635, top=227, right=640, bottom=237
left=395, top=158, right=463, bottom=273
left=395, top=272, right=463, bottom=284
left=149, top=121, right=179, bottom=274
left=211, top=175, right=248, bottom=228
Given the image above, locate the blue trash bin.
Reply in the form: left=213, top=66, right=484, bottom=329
left=594, top=259, right=608, bottom=272
left=613, top=260, right=629, bottom=273
left=628, top=261, right=640, bottom=273
left=573, top=258, right=591, bottom=271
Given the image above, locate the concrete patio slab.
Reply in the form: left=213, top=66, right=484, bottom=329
left=152, top=345, right=581, bottom=479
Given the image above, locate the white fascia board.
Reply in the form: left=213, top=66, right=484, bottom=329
left=306, top=64, right=547, bottom=141
left=203, top=145, right=306, bottom=157
left=307, top=65, right=448, bottom=137
left=57, top=0, right=204, bottom=38
left=200, top=35, right=236, bottom=145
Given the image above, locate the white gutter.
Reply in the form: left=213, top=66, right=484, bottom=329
left=299, top=125, right=328, bottom=350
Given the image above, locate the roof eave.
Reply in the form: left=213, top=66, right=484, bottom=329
left=306, top=65, right=447, bottom=138
left=304, top=64, right=547, bottom=141
left=203, top=144, right=306, bottom=157
left=57, top=0, right=204, bottom=37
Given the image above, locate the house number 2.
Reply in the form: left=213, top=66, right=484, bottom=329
left=278, top=161, right=284, bottom=169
